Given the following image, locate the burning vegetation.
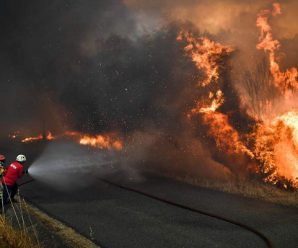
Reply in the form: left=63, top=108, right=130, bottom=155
left=21, top=132, right=55, bottom=143
left=65, top=131, right=123, bottom=151
left=177, top=2, right=298, bottom=189
left=3, top=1, right=298, bottom=191
left=13, top=131, right=123, bottom=151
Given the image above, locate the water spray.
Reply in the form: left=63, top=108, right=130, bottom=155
left=26, top=140, right=120, bottom=191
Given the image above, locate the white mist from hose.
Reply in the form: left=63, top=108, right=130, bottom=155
left=28, top=141, right=119, bottom=191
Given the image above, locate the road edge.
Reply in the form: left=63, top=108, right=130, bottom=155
left=24, top=202, right=100, bottom=248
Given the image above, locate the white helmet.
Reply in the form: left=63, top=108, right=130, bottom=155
left=16, top=154, right=26, bottom=163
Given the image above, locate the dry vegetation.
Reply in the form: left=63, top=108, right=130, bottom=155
left=0, top=215, right=40, bottom=248
left=166, top=173, right=298, bottom=208
left=0, top=197, right=98, bottom=248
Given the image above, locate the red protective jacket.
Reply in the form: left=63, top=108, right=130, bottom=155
left=3, top=161, right=23, bottom=186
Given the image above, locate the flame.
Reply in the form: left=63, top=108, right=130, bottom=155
left=21, top=131, right=55, bottom=143
left=256, top=2, right=298, bottom=95
left=13, top=130, right=123, bottom=151
left=179, top=31, right=253, bottom=158
left=178, top=31, right=233, bottom=87
left=196, top=90, right=225, bottom=114
left=79, top=134, right=123, bottom=150
left=21, top=134, right=43, bottom=143
left=179, top=2, right=298, bottom=188
left=202, top=112, right=254, bottom=158
left=64, top=131, right=123, bottom=151
left=46, top=132, right=55, bottom=140
left=252, top=112, right=298, bottom=188
left=251, top=2, right=298, bottom=187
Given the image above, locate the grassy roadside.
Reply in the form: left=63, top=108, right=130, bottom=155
left=0, top=215, right=39, bottom=248
left=164, top=173, right=298, bottom=208
left=0, top=197, right=99, bottom=248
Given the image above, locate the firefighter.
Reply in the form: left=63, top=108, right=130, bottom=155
left=0, top=154, right=6, bottom=203
left=0, top=154, right=5, bottom=178
left=2, top=154, right=27, bottom=204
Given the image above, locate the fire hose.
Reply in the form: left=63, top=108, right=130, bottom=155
left=99, top=177, right=273, bottom=248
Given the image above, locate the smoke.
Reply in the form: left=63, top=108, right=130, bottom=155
left=124, top=0, right=298, bottom=82
left=124, top=0, right=298, bottom=38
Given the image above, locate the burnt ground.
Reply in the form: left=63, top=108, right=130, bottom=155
left=18, top=172, right=298, bottom=248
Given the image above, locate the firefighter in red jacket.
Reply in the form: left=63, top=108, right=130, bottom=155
left=2, top=154, right=27, bottom=204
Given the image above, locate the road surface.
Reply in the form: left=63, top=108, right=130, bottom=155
left=19, top=172, right=298, bottom=248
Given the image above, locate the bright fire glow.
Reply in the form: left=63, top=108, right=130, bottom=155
left=21, top=132, right=55, bottom=143
left=63, top=131, right=123, bottom=150
left=18, top=130, right=123, bottom=151
left=21, top=134, right=43, bottom=143
left=256, top=2, right=298, bottom=95
left=179, top=31, right=253, bottom=158
left=252, top=2, right=298, bottom=187
left=179, top=2, right=298, bottom=188
left=252, top=112, right=298, bottom=187
left=177, top=31, right=233, bottom=87
left=79, top=134, right=123, bottom=150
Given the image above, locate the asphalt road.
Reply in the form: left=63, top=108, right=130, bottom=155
left=19, top=172, right=298, bottom=248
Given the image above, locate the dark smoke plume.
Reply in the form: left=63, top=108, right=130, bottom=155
left=0, top=0, right=195, bottom=134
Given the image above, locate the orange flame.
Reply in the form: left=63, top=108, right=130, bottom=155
left=16, top=130, right=123, bottom=151
left=179, top=30, right=253, bottom=158
left=251, top=112, right=298, bottom=187
left=179, top=3, right=298, bottom=188
left=21, top=134, right=43, bottom=143
left=202, top=111, right=254, bottom=158
left=79, top=134, right=123, bottom=150
left=250, top=2, right=298, bottom=187
left=46, top=132, right=55, bottom=141
left=178, top=31, right=233, bottom=87
left=21, top=131, right=55, bottom=143
left=197, top=90, right=225, bottom=114
left=64, top=131, right=123, bottom=151
left=256, top=2, right=298, bottom=94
